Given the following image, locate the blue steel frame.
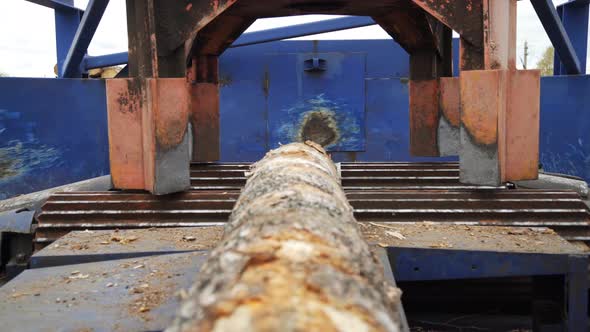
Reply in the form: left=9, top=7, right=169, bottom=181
left=388, top=247, right=588, bottom=331
left=555, top=0, right=590, bottom=75
left=60, top=0, right=109, bottom=77
left=531, top=0, right=584, bottom=74
left=26, top=0, right=589, bottom=77
left=84, top=16, right=376, bottom=70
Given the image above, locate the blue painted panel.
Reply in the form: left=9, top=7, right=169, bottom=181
left=218, top=39, right=410, bottom=161
left=218, top=49, right=268, bottom=162
left=390, top=247, right=571, bottom=281
left=267, top=52, right=365, bottom=151
left=539, top=75, right=590, bottom=181
left=0, top=78, right=109, bottom=199
left=361, top=78, right=410, bottom=161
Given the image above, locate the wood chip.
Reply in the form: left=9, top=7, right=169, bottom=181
left=385, top=230, right=406, bottom=240
left=368, top=222, right=399, bottom=230
left=10, top=292, right=30, bottom=299
left=110, top=235, right=139, bottom=244
left=182, top=236, right=196, bottom=242
left=508, top=229, right=526, bottom=235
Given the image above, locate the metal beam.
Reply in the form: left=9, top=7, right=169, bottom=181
left=85, top=52, right=128, bottom=69
left=84, top=16, right=376, bottom=70
left=531, top=0, right=582, bottom=75
left=554, top=0, right=589, bottom=75
left=61, top=0, right=110, bottom=77
left=54, top=6, right=82, bottom=76
left=231, top=16, right=375, bottom=47
left=25, top=0, right=78, bottom=11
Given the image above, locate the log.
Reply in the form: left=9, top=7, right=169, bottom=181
left=168, top=141, right=403, bottom=332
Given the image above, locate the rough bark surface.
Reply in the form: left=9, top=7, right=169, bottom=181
left=167, top=141, right=403, bottom=332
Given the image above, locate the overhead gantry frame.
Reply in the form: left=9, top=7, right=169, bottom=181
left=106, top=0, right=540, bottom=194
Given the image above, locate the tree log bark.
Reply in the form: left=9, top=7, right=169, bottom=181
left=168, top=141, right=403, bottom=332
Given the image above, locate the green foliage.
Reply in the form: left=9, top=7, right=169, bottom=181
left=536, top=47, right=554, bottom=76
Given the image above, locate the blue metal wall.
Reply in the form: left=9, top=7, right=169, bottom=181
left=218, top=39, right=445, bottom=163
left=539, top=75, right=590, bottom=180
left=0, top=78, right=108, bottom=199
left=1, top=39, right=589, bottom=198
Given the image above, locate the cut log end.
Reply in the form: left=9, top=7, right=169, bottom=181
left=167, top=142, right=403, bottom=332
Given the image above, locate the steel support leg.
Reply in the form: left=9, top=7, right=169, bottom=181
left=189, top=56, right=220, bottom=162
left=408, top=27, right=456, bottom=157
left=106, top=78, right=191, bottom=194
left=413, top=0, right=541, bottom=185
left=458, top=0, right=540, bottom=185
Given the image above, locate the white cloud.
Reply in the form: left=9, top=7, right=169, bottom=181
left=0, top=0, right=586, bottom=77
left=0, top=0, right=56, bottom=77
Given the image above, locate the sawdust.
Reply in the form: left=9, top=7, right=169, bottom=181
left=359, top=222, right=577, bottom=254
left=123, top=253, right=199, bottom=321
left=46, top=227, right=223, bottom=254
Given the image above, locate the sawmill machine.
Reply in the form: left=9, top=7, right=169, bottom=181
left=1, top=0, right=590, bottom=330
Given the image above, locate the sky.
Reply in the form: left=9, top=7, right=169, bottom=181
left=0, top=0, right=580, bottom=77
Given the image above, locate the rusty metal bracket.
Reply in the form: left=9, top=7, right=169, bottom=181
left=189, top=56, right=220, bottom=162
left=438, top=77, right=461, bottom=156
left=459, top=69, right=540, bottom=185
left=409, top=77, right=460, bottom=157
left=410, top=79, right=439, bottom=156
left=411, top=0, right=483, bottom=48
left=106, top=78, right=191, bottom=194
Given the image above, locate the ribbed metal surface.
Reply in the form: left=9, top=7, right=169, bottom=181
left=35, top=162, right=590, bottom=249
left=189, top=162, right=475, bottom=190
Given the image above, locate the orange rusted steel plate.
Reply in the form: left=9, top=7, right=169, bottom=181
left=106, top=78, right=145, bottom=189
left=503, top=70, right=540, bottom=181
left=460, top=69, right=540, bottom=185
left=106, top=78, right=191, bottom=194
left=459, top=70, right=503, bottom=185
left=409, top=79, right=439, bottom=156
left=191, top=83, right=220, bottom=161
left=438, top=77, right=461, bottom=156
left=149, top=78, right=191, bottom=194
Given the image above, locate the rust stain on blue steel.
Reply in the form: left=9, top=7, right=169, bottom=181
left=0, top=110, right=63, bottom=199
left=273, top=94, right=362, bottom=151
left=0, top=141, right=62, bottom=183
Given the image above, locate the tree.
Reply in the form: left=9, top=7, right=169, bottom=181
left=536, top=47, right=554, bottom=76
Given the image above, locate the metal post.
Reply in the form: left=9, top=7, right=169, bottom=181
left=54, top=6, right=81, bottom=77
